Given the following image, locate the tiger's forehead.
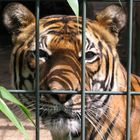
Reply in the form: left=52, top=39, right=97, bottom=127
left=38, top=16, right=98, bottom=53
left=39, top=16, right=81, bottom=51
left=27, top=15, right=107, bottom=55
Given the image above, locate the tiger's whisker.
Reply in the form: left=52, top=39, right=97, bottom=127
left=85, top=114, right=105, bottom=140
left=87, top=110, right=114, bottom=140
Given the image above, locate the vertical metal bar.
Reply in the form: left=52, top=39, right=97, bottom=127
left=126, top=0, right=133, bottom=140
left=35, top=0, right=40, bottom=140
left=81, top=0, right=86, bottom=140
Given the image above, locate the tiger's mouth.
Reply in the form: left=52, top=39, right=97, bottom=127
left=40, top=103, right=81, bottom=138
left=42, top=114, right=81, bottom=139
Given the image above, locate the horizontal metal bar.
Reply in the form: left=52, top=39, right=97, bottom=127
left=8, top=90, right=140, bottom=95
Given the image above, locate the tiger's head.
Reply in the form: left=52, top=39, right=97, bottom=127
left=3, top=3, right=127, bottom=139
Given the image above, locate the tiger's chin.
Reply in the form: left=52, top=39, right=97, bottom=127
left=43, top=117, right=81, bottom=139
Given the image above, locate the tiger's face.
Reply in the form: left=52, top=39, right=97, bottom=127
left=3, top=3, right=127, bottom=139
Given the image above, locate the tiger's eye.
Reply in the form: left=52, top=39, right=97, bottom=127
left=85, top=51, right=95, bottom=60
left=39, top=49, right=49, bottom=61
left=39, top=49, right=48, bottom=58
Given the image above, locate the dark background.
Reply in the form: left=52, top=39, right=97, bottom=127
left=0, top=0, right=140, bottom=88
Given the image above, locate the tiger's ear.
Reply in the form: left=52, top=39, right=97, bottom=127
left=95, top=5, right=127, bottom=35
left=3, top=3, right=35, bottom=33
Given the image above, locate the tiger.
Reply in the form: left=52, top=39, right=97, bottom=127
left=3, top=2, right=140, bottom=140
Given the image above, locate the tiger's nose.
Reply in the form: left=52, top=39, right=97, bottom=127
left=51, top=94, right=72, bottom=104
left=48, top=81, right=65, bottom=90
left=48, top=81, right=72, bottom=104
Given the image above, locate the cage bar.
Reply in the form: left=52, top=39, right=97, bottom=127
left=8, top=90, right=140, bottom=95
left=35, top=0, right=40, bottom=139
left=126, top=0, right=133, bottom=140
left=81, top=0, right=87, bottom=140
